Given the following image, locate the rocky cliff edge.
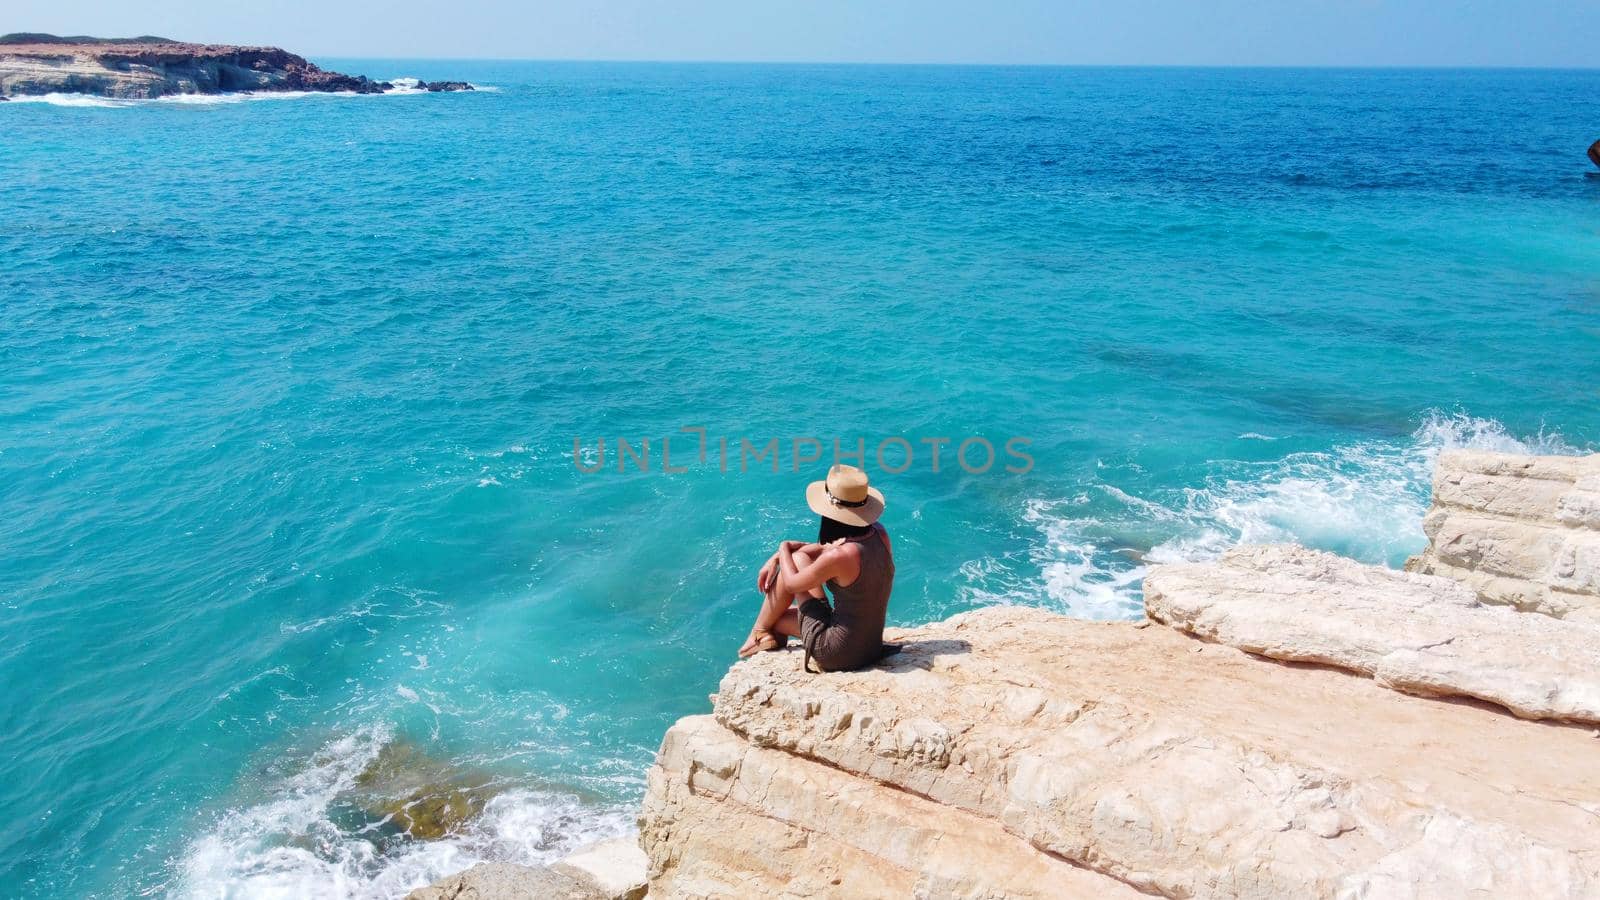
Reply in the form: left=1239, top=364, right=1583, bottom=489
left=412, top=449, right=1600, bottom=898
left=639, top=449, right=1600, bottom=898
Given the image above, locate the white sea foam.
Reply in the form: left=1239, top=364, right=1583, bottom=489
left=1023, top=511, right=1147, bottom=619
left=5, top=92, right=126, bottom=108
left=372, top=80, right=498, bottom=94
left=960, top=413, right=1585, bottom=619
left=1156, top=412, right=1579, bottom=564
left=3, top=88, right=429, bottom=109
left=177, top=726, right=634, bottom=900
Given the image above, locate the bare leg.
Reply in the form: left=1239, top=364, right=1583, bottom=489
left=741, top=548, right=823, bottom=655
left=757, top=548, right=825, bottom=630
left=772, top=607, right=801, bottom=638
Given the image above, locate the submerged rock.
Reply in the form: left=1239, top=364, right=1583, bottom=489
left=417, top=80, right=474, bottom=92
left=355, top=740, right=500, bottom=840
left=1590, top=139, right=1600, bottom=169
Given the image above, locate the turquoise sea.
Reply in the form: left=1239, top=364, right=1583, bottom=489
left=3, top=61, right=1599, bottom=897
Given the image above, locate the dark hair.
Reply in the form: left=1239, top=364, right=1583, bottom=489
left=819, top=515, right=875, bottom=545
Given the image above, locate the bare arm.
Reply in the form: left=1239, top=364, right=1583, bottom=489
left=782, top=539, right=827, bottom=554
left=777, top=542, right=857, bottom=598
left=758, top=539, right=828, bottom=592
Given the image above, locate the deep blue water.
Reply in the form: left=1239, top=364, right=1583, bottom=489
left=2, top=62, right=1598, bottom=898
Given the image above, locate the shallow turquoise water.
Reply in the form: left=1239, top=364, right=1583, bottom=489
left=2, top=62, right=1599, bottom=897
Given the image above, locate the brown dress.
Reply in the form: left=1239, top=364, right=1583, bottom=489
left=799, top=530, right=896, bottom=672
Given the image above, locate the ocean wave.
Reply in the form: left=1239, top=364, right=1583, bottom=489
left=959, top=412, right=1586, bottom=619
left=376, top=78, right=435, bottom=96
left=4, top=93, right=129, bottom=108
left=177, top=725, right=634, bottom=900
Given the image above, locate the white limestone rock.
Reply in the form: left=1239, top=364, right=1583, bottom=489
left=639, top=607, right=1600, bottom=899
left=552, top=837, right=648, bottom=900
left=405, top=837, right=647, bottom=900
left=404, top=862, right=601, bottom=900
left=1408, top=449, right=1600, bottom=617
left=1144, top=543, right=1600, bottom=724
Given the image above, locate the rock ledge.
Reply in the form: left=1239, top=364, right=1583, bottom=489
left=638, top=450, right=1600, bottom=898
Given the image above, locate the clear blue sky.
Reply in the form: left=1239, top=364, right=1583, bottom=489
left=8, top=0, right=1597, bottom=66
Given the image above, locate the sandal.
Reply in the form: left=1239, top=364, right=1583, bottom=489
left=738, top=629, right=784, bottom=659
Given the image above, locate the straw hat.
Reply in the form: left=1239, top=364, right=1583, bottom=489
left=806, top=464, right=885, bottom=527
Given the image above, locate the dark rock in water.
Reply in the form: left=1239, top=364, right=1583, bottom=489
left=1589, top=139, right=1600, bottom=170
left=354, top=740, right=501, bottom=840
left=381, top=787, right=488, bottom=840
left=0, top=34, right=467, bottom=99
left=423, top=80, right=474, bottom=92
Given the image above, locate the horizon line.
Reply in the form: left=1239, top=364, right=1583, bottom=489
left=307, top=55, right=1600, bottom=71
left=7, top=33, right=1593, bottom=69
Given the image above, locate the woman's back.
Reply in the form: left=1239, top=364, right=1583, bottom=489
left=808, top=529, right=895, bottom=671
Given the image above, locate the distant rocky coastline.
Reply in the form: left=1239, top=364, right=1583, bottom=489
left=0, top=33, right=473, bottom=100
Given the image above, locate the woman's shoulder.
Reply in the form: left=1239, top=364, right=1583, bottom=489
left=829, top=536, right=865, bottom=557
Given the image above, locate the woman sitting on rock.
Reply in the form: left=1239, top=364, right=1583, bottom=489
left=739, top=465, right=897, bottom=672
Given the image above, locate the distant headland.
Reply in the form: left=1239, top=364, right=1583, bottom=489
left=0, top=33, right=473, bottom=100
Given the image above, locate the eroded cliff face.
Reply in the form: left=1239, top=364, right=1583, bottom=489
left=1406, top=449, right=1600, bottom=620
left=639, top=451, right=1600, bottom=899
left=640, top=606, right=1600, bottom=898
left=0, top=37, right=398, bottom=98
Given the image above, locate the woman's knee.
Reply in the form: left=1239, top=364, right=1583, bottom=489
left=788, top=550, right=827, bottom=598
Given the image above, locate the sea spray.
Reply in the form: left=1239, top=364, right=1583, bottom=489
left=960, top=413, right=1588, bottom=618
left=177, top=727, right=633, bottom=900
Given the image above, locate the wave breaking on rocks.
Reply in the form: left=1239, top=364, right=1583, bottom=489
left=630, top=448, right=1600, bottom=898
left=405, top=447, right=1600, bottom=897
